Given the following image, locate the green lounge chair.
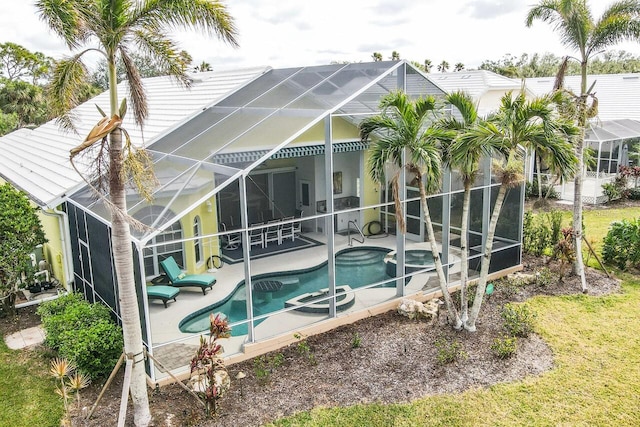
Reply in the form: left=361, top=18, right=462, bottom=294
left=146, top=285, right=180, bottom=308
left=160, top=256, right=216, bottom=295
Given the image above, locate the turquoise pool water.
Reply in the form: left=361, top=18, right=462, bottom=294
left=179, top=247, right=394, bottom=335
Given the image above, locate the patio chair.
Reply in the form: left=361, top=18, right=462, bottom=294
left=219, top=222, right=241, bottom=250
left=264, top=219, right=282, bottom=246
left=159, top=256, right=216, bottom=295
left=280, top=216, right=296, bottom=243
left=146, top=285, right=180, bottom=308
left=250, top=222, right=265, bottom=249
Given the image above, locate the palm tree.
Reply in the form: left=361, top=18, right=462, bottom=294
left=360, top=91, right=462, bottom=329
left=37, top=1, right=238, bottom=425
left=454, top=62, right=465, bottom=72
left=435, top=91, right=487, bottom=324
left=195, top=60, right=212, bottom=72
left=424, top=59, right=433, bottom=73
left=526, top=0, right=640, bottom=292
left=463, top=91, right=578, bottom=331
left=390, top=51, right=401, bottom=61
left=438, top=60, right=449, bottom=72
left=372, top=52, right=383, bottom=62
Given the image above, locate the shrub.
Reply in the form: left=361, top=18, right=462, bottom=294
left=501, top=303, right=537, bottom=338
left=628, top=188, right=640, bottom=200
left=602, top=219, right=640, bottom=270
left=525, top=181, right=559, bottom=200
left=535, top=267, right=555, bottom=287
left=351, top=332, right=362, bottom=349
left=57, top=319, right=123, bottom=378
left=40, top=296, right=113, bottom=350
left=491, top=335, right=518, bottom=359
left=602, top=182, right=622, bottom=203
left=39, top=294, right=123, bottom=378
left=522, top=210, right=564, bottom=256
left=434, top=337, right=467, bottom=365
left=253, top=353, right=284, bottom=385
left=37, top=292, right=85, bottom=319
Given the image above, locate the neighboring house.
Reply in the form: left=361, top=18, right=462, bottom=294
left=526, top=73, right=640, bottom=204
left=428, top=70, right=533, bottom=116
left=0, top=61, right=524, bottom=382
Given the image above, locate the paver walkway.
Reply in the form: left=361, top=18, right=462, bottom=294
left=4, top=326, right=45, bottom=349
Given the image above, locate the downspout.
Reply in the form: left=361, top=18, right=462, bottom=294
left=42, top=207, right=74, bottom=289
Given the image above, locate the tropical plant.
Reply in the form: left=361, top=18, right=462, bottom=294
left=0, top=42, right=54, bottom=83
left=0, top=183, right=47, bottom=314
left=424, top=59, right=433, bottom=73
left=435, top=90, right=487, bottom=324
left=37, top=1, right=238, bottom=424
left=372, top=52, right=383, bottom=62
left=602, top=218, right=640, bottom=270
left=190, top=314, right=231, bottom=417
left=526, top=0, right=640, bottom=293
left=454, top=62, right=465, bottom=72
left=437, top=60, right=449, bottom=72
left=360, top=90, right=462, bottom=329
left=463, top=91, right=578, bottom=331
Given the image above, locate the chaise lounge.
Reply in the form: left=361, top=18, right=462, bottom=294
left=160, top=256, right=216, bottom=295
left=146, top=285, right=180, bottom=308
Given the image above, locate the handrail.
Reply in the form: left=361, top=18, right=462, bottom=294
left=347, top=220, right=365, bottom=246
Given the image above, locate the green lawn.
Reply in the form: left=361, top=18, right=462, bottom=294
left=0, top=342, right=62, bottom=426
left=271, top=207, right=640, bottom=427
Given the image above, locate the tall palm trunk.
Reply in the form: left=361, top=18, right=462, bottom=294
left=107, top=59, right=151, bottom=426
left=417, top=173, right=461, bottom=329
left=572, top=60, right=588, bottom=293
left=459, top=182, right=471, bottom=323
left=466, top=183, right=508, bottom=331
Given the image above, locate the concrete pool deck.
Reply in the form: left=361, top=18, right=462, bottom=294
left=147, top=232, right=469, bottom=381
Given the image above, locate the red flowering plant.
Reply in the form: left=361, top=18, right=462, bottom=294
left=189, top=314, right=232, bottom=416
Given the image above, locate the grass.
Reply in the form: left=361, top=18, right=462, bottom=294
left=270, top=207, right=640, bottom=427
left=0, top=342, right=63, bottom=426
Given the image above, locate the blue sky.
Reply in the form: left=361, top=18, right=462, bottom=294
left=2, top=0, right=640, bottom=71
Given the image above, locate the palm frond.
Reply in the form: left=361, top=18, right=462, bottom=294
left=133, top=28, right=191, bottom=88
left=36, top=0, right=87, bottom=49
left=133, top=0, right=239, bottom=47
left=47, top=54, right=90, bottom=132
left=119, top=47, right=148, bottom=125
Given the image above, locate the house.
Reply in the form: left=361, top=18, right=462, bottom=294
left=0, top=60, right=524, bottom=383
left=526, top=73, right=640, bottom=203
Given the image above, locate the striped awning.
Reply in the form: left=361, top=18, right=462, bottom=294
left=210, top=140, right=369, bottom=165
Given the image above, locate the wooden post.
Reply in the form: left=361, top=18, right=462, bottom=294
left=117, top=357, right=133, bottom=427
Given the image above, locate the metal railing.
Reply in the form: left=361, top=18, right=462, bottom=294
left=347, top=220, right=365, bottom=246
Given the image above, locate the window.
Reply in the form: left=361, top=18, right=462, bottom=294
left=194, top=216, right=202, bottom=264
left=134, top=206, right=183, bottom=277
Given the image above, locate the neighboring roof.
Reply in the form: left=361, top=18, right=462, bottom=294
left=428, top=70, right=529, bottom=115
left=0, top=66, right=270, bottom=207
left=586, top=119, right=640, bottom=143
left=525, top=73, right=640, bottom=121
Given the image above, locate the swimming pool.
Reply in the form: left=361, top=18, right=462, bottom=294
left=179, top=246, right=394, bottom=335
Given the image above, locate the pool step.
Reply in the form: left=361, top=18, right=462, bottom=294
left=336, top=250, right=382, bottom=266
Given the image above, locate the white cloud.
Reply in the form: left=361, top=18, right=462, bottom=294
left=1, top=0, right=640, bottom=73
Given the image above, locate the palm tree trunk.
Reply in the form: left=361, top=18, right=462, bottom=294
left=571, top=60, right=589, bottom=293
left=536, top=155, right=543, bottom=199
left=108, top=59, right=151, bottom=426
left=572, top=134, right=587, bottom=292
left=465, top=183, right=508, bottom=331
left=417, top=177, right=461, bottom=329
left=459, top=183, right=471, bottom=323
